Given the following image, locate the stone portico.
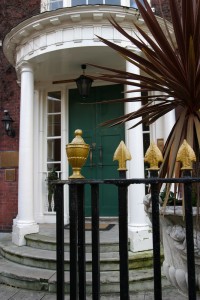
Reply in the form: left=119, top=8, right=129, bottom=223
left=3, top=5, right=175, bottom=249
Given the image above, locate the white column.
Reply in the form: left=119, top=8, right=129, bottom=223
left=12, top=62, right=39, bottom=246
left=151, top=94, right=175, bottom=145
left=125, top=60, right=152, bottom=252
left=163, top=109, right=175, bottom=142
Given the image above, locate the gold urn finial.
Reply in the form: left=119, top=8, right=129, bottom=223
left=113, top=141, right=132, bottom=171
left=176, top=139, right=196, bottom=170
left=144, top=141, right=163, bottom=170
left=66, top=129, right=89, bottom=179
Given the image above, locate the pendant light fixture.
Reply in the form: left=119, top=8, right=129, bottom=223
left=75, top=64, right=93, bottom=99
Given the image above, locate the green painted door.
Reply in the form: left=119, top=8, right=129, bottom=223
left=69, top=85, right=124, bottom=216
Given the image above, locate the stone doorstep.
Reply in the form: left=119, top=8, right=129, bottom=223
left=25, top=233, right=121, bottom=252
left=0, top=228, right=160, bottom=295
left=0, top=242, right=154, bottom=271
left=0, top=256, right=159, bottom=293
left=0, top=256, right=171, bottom=294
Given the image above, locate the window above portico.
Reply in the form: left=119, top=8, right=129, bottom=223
left=41, top=0, right=147, bottom=12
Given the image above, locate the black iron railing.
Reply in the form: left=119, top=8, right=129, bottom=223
left=54, top=170, right=200, bottom=300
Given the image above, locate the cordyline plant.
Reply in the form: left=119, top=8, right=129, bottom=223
left=89, top=0, right=200, bottom=205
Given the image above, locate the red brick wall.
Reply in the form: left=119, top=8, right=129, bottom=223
left=0, top=0, right=40, bottom=231
left=151, top=0, right=181, bottom=21
left=0, top=171, right=18, bottom=232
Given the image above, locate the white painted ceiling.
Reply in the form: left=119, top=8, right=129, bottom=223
left=32, top=45, right=126, bottom=84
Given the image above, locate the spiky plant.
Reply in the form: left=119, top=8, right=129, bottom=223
left=90, top=0, right=200, bottom=203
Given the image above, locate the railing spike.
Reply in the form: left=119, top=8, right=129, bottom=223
left=113, top=141, right=132, bottom=171
left=176, top=139, right=196, bottom=170
left=144, top=141, right=163, bottom=170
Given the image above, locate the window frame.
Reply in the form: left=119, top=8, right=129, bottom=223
left=41, top=0, right=149, bottom=11
left=46, top=91, right=62, bottom=173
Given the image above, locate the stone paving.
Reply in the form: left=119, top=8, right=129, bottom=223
left=0, top=282, right=186, bottom=300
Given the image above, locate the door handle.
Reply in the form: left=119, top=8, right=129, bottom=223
left=90, top=144, right=96, bottom=167
left=98, top=145, right=103, bottom=167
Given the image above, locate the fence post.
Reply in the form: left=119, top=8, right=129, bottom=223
left=77, top=184, right=86, bottom=300
left=69, top=183, right=78, bottom=300
left=118, top=182, right=129, bottom=299
left=177, top=139, right=196, bottom=300
left=145, top=142, right=163, bottom=300
left=182, top=170, right=196, bottom=300
left=114, top=141, right=131, bottom=300
left=149, top=169, right=162, bottom=300
left=66, top=129, right=90, bottom=300
left=69, top=183, right=86, bottom=300
left=54, top=183, right=65, bottom=300
left=91, top=183, right=100, bottom=300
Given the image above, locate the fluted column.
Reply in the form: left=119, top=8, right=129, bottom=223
left=12, top=62, right=39, bottom=246
left=125, top=59, right=152, bottom=252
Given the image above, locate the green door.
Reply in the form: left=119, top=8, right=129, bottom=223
left=69, top=85, right=124, bottom=216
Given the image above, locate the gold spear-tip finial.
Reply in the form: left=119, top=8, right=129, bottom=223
left=176, top=139, right=196, bottom=170
left=113, top=141, right=132, bottom=171
left=144, top=141, right=163, bottom=170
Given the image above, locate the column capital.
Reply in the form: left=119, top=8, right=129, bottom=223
left=16, top=60, right=33, bottom=74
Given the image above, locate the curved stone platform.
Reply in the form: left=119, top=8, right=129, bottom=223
left=0, top=223, right=168, bottom=294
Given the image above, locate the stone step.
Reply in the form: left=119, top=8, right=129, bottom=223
left=25, top=233, right=120, bottom=253
left=0, top=255, right=171, bottom=294
left=0, top=242, right=154, bottom=271
left=0, top=226, right=160, bottom=294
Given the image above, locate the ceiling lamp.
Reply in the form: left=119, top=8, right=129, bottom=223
left=75, top=65, right=93, bottom=99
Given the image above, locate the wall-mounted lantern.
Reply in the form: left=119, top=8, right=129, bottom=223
left=2, top=110, right=15, bottom=138
left=75, top=64, right=93, bottom=99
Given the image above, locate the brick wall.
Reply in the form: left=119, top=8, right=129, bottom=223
left=151, top=0, right=181, bottom=21
left=0, top=171, right=18, bottom=232
left=0, top=0, right=40, bottom=231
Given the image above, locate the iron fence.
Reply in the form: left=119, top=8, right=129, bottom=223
left=54, top=169, right=200, bottom=300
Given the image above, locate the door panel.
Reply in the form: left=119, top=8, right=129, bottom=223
left=69, top=84, right=124, bottom=216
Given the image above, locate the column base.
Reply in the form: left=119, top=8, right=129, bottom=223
left=12, top=221, right=39, bottom=246
left=128, top=224, right=152, bottom=252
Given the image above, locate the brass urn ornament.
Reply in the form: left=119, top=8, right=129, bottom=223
left=66, top=129, right=89, bottom=179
